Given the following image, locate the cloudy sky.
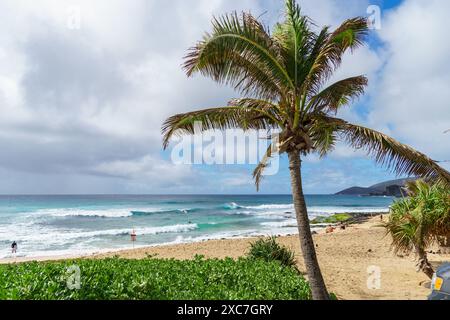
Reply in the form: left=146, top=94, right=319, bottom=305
left=0, top=0, right=448, bottom=194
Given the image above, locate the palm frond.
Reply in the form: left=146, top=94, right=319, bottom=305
left=384, top=213, right=416, bottom=254
left=308, top=115, right=341, bottom=157
left=253, top=143, right=276, bottom=191
left=273, top=0, right=313, bottom=88
left=161, top=107, right=278, bottom=149
left=405, top=179, right=431, bottom=196
left=331, top=17, right=368, bottom=52
left=384, top=180, right=450, bottom=255
left=299, top=27, right=330, bottom=86
left=227, top=98, right=285, bottom=125
left=184, top=12, right=293, bottom=100
left=302, top=17, right=368, bottom=95
left=340, top=123, right=450, bottom=186
left=308, top=75, right=368, bottom=113
left=227, top=98, right=278, bottom=110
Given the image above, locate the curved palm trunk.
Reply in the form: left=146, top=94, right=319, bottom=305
left=415, top=246, right=434, bottom=279
left=288, top=151, right=329, bottom=300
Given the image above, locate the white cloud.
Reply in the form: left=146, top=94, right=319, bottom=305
left=0, top=0, right=446, bottom=194
left=0, top=0, right=265, bottom=193
left=92, top=155, right=200, bottom=193
left=367, top=0, right=450, bottom=166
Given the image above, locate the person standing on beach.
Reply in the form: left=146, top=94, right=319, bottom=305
left=11, top=241, right=17, bottom=254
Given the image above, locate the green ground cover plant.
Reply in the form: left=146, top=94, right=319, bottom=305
left=0, top=256, right=311, bottom=300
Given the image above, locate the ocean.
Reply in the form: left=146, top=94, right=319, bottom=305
left=0, top=194, right=394, bottom=259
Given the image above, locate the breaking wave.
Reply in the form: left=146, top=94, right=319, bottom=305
left=0, top=223, right=199, bottom=244
left=32, top=207, right=200, bottom=218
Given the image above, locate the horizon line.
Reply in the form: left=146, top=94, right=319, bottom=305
left=0, top=193, right=336, bottom=196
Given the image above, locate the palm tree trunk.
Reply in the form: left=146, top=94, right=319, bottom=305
left=415, top=246, right=434, bottom=279
left=288, top=151, right=329, bottom=300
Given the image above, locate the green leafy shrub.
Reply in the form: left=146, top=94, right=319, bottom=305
left=310, top=213, right=351, bottom=225
left=384, top=180, right=450, bottom=278
left=247, top=237, right=297, bottom=270
left=0, top=256, right=311, bottom=300
left=386, top=180, right=450, bottom=251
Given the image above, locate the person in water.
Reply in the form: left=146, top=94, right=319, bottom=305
left=11, top=241, right=17, bottom=254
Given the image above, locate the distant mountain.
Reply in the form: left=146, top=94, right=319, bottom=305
left=335, top=178, right=416, bottom=197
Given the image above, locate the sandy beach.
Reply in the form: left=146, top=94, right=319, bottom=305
left=2, top=214, right=449, bottom=300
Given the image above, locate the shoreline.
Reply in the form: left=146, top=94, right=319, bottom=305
left=92, top=213, right=446, bottom=300
left=0, top=211, right=386, bottom=265
left=2, top=213, right=449, bottom=300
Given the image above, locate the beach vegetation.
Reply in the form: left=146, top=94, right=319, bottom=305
left=0, top=256, right=311, bottom=300
left=247, top=237, right=297, bottom=270
left=161, top=0, right=450, bottom=299
left=384, top=180, right=450, bottom=278
left=310, top=213, right=352, bottom=225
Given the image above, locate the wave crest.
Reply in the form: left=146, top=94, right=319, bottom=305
left=0, top=223, right=199, bottom=243
left=34, top=207, right=201, bottom=218
left=222, top=202, right=241, bottom=210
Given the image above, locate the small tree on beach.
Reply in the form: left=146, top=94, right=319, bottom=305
left=384, top=180, right=450, bottom=278
left=162, top=0, right=450, bottom=299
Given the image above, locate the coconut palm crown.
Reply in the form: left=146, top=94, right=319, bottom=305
left=162, top=0, right=450, bottom=299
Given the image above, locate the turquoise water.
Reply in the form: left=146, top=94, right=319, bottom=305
left=0, top=195, right=394, bottom=259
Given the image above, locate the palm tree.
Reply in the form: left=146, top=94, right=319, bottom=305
left=384, top=180, right=450, bottom=278
left=162, top=0, right=450, bottom=299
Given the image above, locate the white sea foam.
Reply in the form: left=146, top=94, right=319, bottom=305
left=0, top=223, right=198, bottom=244
left=27, top=203, right=387, bottom=220
left=307, top=206, right=389, bottom=215
left=233, top=204, right=388, bottom=216
left=260, top=219, right=298, bottom=228
left=0, top=244, right=115, bottom=260
left=30, top=207, right=194, bottom=218
left=243, top=204, right=294, bottom=210
left=34, top=208, right=162, bottom=218
left=223, top=202, right=241, bottom=210
left=0, top=196, right=391, bottom=260
left=166, top=229, right=262, bottom=244
left=161, top=226, right=308, bottom=246
left=0, top=225, right=307, bottom=260
left=44, top=208, right=135, bottom=218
